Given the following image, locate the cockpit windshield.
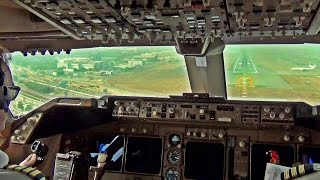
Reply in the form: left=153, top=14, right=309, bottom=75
left=224, top=44, right=320, bottom=105
left=8, top=44, right=320, bottom=115
left=9, top=46, right=191, bottom=115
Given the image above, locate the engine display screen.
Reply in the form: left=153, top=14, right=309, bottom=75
left=299, top=146, right=320, bottom=164
left=125, top=137, right=163, bottom=175
left=251, top=144, right=294, bottom=180
left=184, top=142, right=225, bottom=180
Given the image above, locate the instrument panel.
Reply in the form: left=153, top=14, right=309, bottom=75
left=4, top=95, right=320, bottom=180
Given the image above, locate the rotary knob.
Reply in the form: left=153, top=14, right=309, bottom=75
left=21, top=125, right=28, bottom=131
left=199, top=109, right=205, bottom=114
left=131, top=128, right=136, bottom=133
left=218, top=133, right=224, bottom=139
left=11, top=136, right=16, bottom=140
left=27, top=117, right=36, bottom=124
left=186, top=131, right=191, bottom=136
left=143, top=128, right=147, bottom=133
left=239, top=141, right=246, bottom=148
left=298, top=135, right=305, bottom=143
left=126, top=106, right=132, bottom=112
left=201, top=132, right=206, bottom=138
left=264, top=106, right=270, bottom=112
left=279, top=113, right=285, bottom=119
left=14, top=129, right=21, bottom=135
left=17, top=136, right=25, bottom=141
left=114, top=101, right=120, bottom=106
left=118, top=106, right=124, bottom=114
left=270, top=112, right=276, bottom=119
left=285, top=107, right=291, bottom=113
left=284, top=135, right=290, bottom=142
left=168, top=108, right=175, bottom=114
left=193, top=132, right=199, bottom=137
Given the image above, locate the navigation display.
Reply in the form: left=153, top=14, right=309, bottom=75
left=184, top=142, right=224, bottom=180
left=125, top=137, right=163, bottom=175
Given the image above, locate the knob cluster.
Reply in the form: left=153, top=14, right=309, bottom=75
left=186, top=129, right=224, bottom=139
left=11, top=113, right=42, bottom=144
left=114, top=101, right=139, bottom=116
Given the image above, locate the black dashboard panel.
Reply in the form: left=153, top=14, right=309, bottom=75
left=185, top=141, right=225, bottom=180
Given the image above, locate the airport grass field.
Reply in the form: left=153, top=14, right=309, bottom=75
left=224, top=44, right=320, bottom=104
left=7, top=44, right=320, bottom=115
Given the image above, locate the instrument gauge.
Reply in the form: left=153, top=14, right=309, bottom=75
left=168, top=150, right=181, bottom=165
left=169, top=134, right=181, bottom=146
left=166, top=167, right=179, bottom=180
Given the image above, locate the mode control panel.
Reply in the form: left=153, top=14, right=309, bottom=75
left=11, top=113, right=43, bottom=144
left=139, top=101, right=242, bottom=123
left=261, top=105, right=294, bottom=124
left=112, top=100, right=140, bottom=117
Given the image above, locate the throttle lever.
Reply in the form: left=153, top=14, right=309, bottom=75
left=89, top=135, right=123, bottom=180
left=89, top=153, right=108, bottom=180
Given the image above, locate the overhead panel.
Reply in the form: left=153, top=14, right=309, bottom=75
left=8, top=0, right=320, bottom=48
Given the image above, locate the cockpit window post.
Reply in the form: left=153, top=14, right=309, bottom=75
left=178, top=39, right=227, bottom=98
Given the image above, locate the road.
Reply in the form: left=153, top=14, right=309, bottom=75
left=18, top=77, right=94, bottom=97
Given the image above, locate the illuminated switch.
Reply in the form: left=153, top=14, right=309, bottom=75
left=60, top=18, right=72, bottom=25
left=106, top=16, right=116, bottom=23
left=91, top=17, right=102, bottom=24
left=73, top=17, right=85, bottom=24
left=170, top=113, right=175, bottom=118
left=152, top=111, right=158, bottom=116
left=200, top=115, right=206, bottom=120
